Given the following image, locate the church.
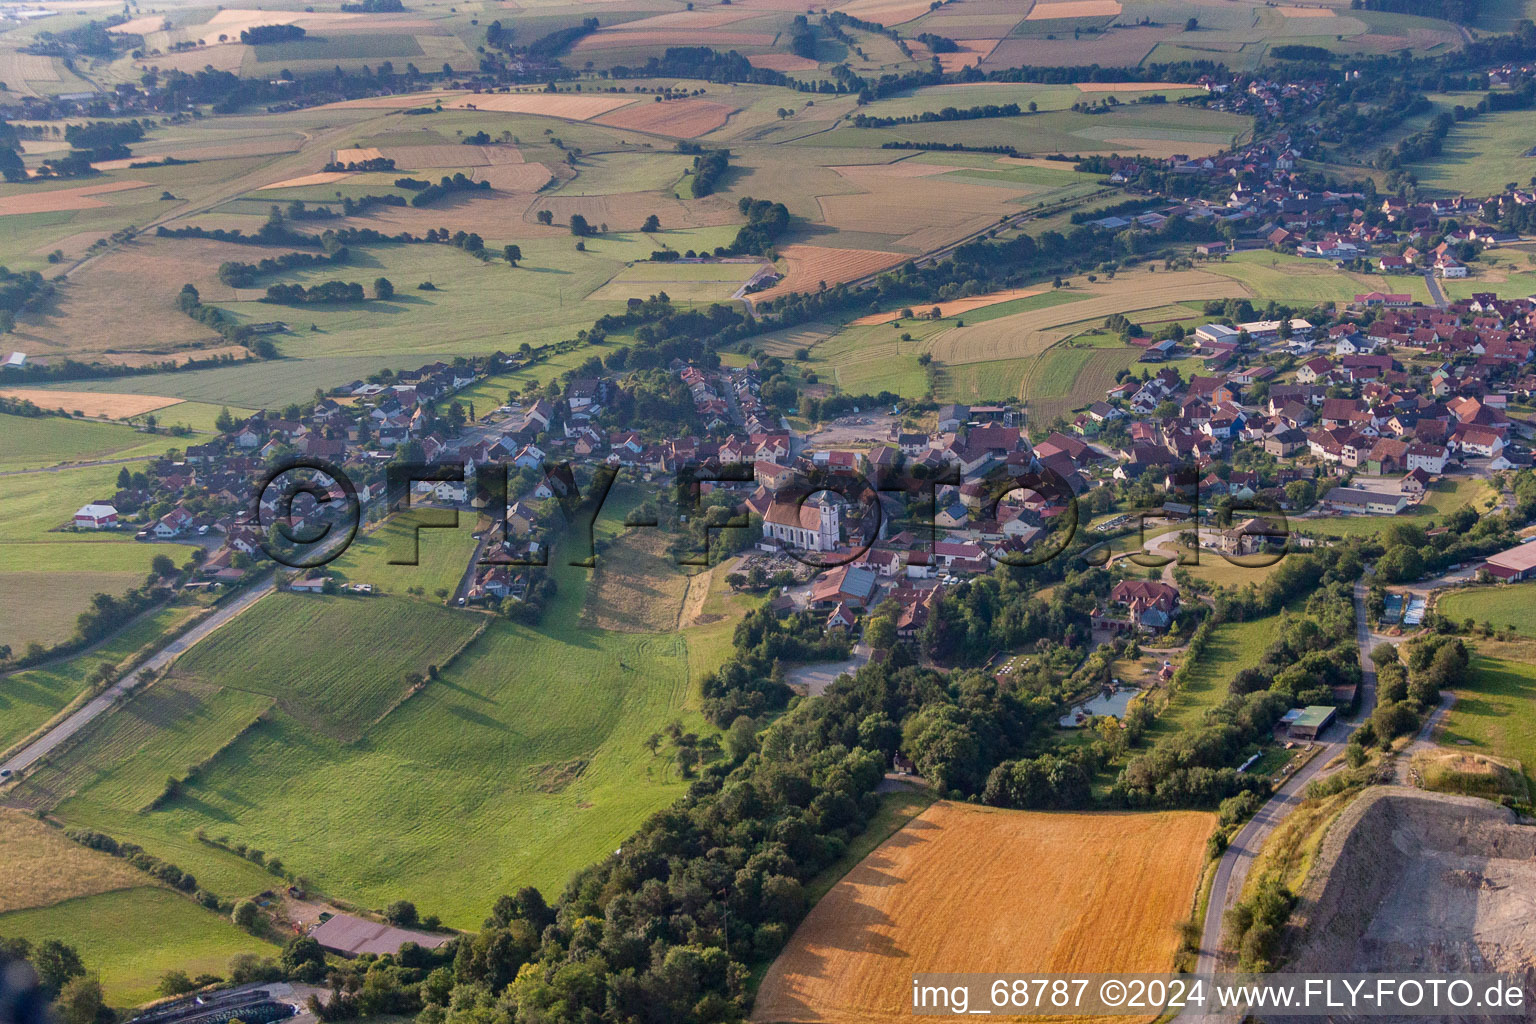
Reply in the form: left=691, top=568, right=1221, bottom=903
left=761, top=492, right=841, bottom=552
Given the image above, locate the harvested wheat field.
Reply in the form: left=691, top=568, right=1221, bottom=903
left=318, top=90, right=455, bottom=110
left=1277, top=5, right=1336, bottom=15
left=0, top=389, right=182, bottom=419
left=474, top=163, right=554, bottom=191
left=333, top=146, right=384, bottom=164
left=748, top=53, right=822, bottom=71
left=754, top=802, right=1213, bottom=1024
left=1026, top=0, right=1122, bottom=17
left=264, top=171, right=354, bottom=189
left=833, top=0, right=936, bottom=26
left=933, top=39, right=998, bottom=71
left=611, top=7, right=763, bottom=29
left=752, top=245, right=907, bottom=303
left=984, top=27, right=1171, bottom=67
left=440, top=92, right=639, bottom=119
left=595, top=99, right=738, bottom=138
left=381, top=144, right=524, bottom=168
left=0, top=181, right=153, bottom=217
left=851, top=288, right=1045, bottom=325
left=819, top=168, right=1034, bottom=250
left=1076, top=81, right=1194, bottom=92
left=0, top=810, right=149, bottom=915
left=573, top=30, right=777, bottom=51
left=531, top=191, right=738, bottom=231
left=929, top=268, right=1249, bottom=365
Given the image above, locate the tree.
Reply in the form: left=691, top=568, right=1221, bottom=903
left=384, top=899, right=418, bottom=927
left=536, top=209, right=553, bottom=225
left=1185, top=16, right=1198, bottom=29
left=865, top=614, right=897, bottom=650
left=159, top=970, right=197, bottom=997
left=54, top=975, right=105, bottom=1024
left=503, top=244, right=521, bottom=266
left=231, top=899, right=259, bottom=931
left=373, top=277, right=395, bottom=301
left=642, top=214, right=661, bottom=232
left=117, top=466, right=132, bottom=488
left=280, top=937, right=327, bottom=983
left=215, top=406, right=236, bottom=433
left=151, top=553, right=176, bottom=577
left=569, top=214, right=593, bottom=237
left=32, top=940, right=85, bottom=994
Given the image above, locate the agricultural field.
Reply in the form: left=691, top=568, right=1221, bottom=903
left=1436, top=584, right=1536, bottom=637
left=1436, top=638, right=1536, bottom=797
left=0, top=463, right=198, bottom=654
left=0, top=599, right=204, bottom=758
left=1402, top=93, right=1536, bottom=196
left=753, top=801, right=1213, bottom=1024
left=0, top=412, right=158, bottom=471
left=0, top=886, right=274, bottom=1009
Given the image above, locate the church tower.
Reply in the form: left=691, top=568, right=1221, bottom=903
left=817, top=493, right=840, bottom=551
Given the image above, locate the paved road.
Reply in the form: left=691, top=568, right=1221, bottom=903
left=1424, top=272, right=1448, bottom=309
left=1191, top=574, right=1381, bottom=990
left=0, top=577, right=274, bottom=778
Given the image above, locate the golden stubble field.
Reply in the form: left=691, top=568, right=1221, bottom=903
left=752, top=801, right=1214, bottom=1024
left=0, top=809, right=149, bottom=914
left=927, top=267, right=1249, bottom=365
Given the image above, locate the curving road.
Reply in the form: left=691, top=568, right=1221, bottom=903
left=1187, top=573, right=1381, bottom=1008
left=0, top=577, right=273, bottom=778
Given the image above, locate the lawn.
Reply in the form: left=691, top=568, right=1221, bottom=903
left=1297, top=476, right=1495, bottom=541
left=1436, top=584, right=1536, bottom=637
left=326, top=512, right=482, bottom=603
left=0, top=887, right=274, bottom=1009
left=0, top=413, right=152, bottom=471
left=1437, top=638, right=1536, bottom=796
left=1144, top=611, right=1277, bottom=739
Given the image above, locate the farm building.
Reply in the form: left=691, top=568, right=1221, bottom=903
left=73, top=502, right=119, bottom=529
left=1279, top=705, right=1337, bottom=742
left=1323, top=487, right=1407, bottom=515
left=1483, top=541, right=1536, bottom=582
left=310, top=912, right=452, bottom=957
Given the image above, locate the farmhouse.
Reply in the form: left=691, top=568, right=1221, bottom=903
left=1483, top=541, right=1536, bottom=582
left=73, top=502, right=119, bottom=529
left=1092, top=579, right=1179, bottom=633
left=1323, top=487, right=1408, bottom=515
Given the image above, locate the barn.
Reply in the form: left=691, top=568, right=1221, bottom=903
left=1483, top=541, right=1536, bottom=582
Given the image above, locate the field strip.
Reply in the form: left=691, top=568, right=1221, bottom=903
left=0, top=389, right=184, bottom=419
left=849, top=287, right=1047, bottom=325
left=927, top=269, right=1251, bottom=365
left=0, top=181, right=154, bottom=216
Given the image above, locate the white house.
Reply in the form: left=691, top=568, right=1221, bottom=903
left=74, top=503, right=119, bottom=529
